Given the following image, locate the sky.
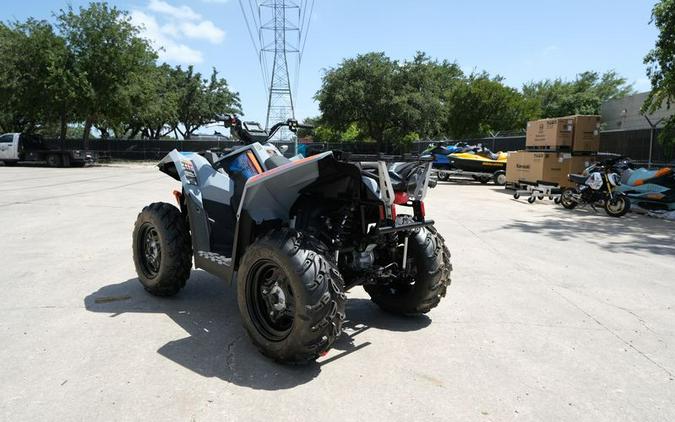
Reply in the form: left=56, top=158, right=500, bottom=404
left=2, top=0, right=661, bottom=126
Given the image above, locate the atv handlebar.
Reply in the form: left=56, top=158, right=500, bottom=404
left=216, top=114, right=312, bottom=144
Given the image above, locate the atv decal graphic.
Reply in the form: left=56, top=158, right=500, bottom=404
left=197, top=251, right=231, bottom=266
left=181, top=159, right=198, bottom=185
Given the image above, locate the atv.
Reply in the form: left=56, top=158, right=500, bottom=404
left=132, top=115, right=452, bottom=364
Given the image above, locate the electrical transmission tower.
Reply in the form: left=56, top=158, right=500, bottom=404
left=239, top=0, right=315, bottom=140
left=261, top=0, right=297, bottom=137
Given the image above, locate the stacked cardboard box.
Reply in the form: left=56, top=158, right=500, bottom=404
left=506, top=151, right=593, bottom=187
left=525, top=115, right=600, bottom=152
left=506, top=115, right=601, bottom=186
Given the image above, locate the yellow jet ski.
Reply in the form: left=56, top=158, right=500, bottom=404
left=448, top=149, right=507, bottom=173
left=435, top=148, right=508, bottom=184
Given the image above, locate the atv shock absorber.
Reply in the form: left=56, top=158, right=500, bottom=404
left=333, top=210, right=354, bottom=248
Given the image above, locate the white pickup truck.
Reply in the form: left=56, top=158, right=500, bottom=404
left=0, top=133, right=92, bottom=167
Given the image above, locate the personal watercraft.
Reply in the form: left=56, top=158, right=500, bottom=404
left=447, top=148, right=508, bottom=174
left=611, top=159, right=675, bottom=211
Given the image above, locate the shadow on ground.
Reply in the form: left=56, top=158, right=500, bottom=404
left=84, top=271, right=430, bottom=390
left=501, top=209, right=675, bottom=256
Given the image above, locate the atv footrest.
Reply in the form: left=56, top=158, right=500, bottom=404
left=372, top=219, right=435, bottom=235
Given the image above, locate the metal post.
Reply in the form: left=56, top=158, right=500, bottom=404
left=644, top=116, right=664, bottom=169
left=648, top=126, right=654, bottom=169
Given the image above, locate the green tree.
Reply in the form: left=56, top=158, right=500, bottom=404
left=0, top=19, right=82, bottom=138
left=173, top=66, right=241, bottom=139
left=446, top=72, right=529, bottom=138
left=56, top=2, right=157, bottom=143
left=122, top=64, right=179, bottom=139
left=644, top=0, right=675, bottom=160
left=523, top=71, right=633, bottom=118
left=298, top=117, right=360, bottom=142
left=316, top=52, right=403, bottom=149
left=397, top=52, right=463, bottom=139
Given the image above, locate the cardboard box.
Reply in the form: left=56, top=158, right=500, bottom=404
left=506, top=151, right=528, bottom=184
left=506, top=151, right=594, bottom=187
left=526, top=117, right=573, bottom=149
left=569, top=115, right=600, bottom=152
left=560, top=155, right=594, bottom=187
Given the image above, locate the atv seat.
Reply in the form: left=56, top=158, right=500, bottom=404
left=568, top=174, right=587, bottom=185
left=264, top=154, right=291, bottom=169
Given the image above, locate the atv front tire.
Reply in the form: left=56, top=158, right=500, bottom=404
left=237, top=229, right=346, bottom=364
left=365, top=216, right=452, bottom=315
left=132, top=202, right=192, bottom=296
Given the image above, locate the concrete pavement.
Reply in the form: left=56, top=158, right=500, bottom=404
left=0, top=164, right=674, bottom=421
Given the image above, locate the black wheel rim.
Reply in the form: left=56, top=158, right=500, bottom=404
left=561, top=190, right=574, bottom=206
left=139, top=223, right=161, bottom=278
left=246, top=260, right=295, bottom=341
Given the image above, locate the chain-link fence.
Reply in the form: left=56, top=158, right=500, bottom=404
left=43, top=128, right=673, bottom=165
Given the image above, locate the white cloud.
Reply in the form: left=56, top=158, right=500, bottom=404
left=131, top=1, right=227, bottom=65
left=131, top=10, right=204, bottom=64
left=180, top=20, right=225, bottom=44
left=148, top=0, right=201, bottom=21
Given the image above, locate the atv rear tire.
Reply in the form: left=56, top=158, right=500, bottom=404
left=237, top=229, right=346, bottom=364
left=365, top=216, right=452, bottom=315
left=132, top=202, right=192, bottom=296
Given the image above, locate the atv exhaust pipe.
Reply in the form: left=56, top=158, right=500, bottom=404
left=402, top=236, right=409, bottom=270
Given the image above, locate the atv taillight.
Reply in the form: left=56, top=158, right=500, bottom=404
left=378, top=204, right=397, bottom=222
left=394, top=191, right=409, bottom=205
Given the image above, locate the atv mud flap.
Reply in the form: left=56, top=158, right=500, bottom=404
left=371, top=219, right=435, bottom=235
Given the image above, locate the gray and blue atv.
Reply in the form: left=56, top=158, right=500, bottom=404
left=132, top=115, right=452, bottom=364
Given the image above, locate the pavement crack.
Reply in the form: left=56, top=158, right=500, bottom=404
left=552, top=288, right=674, bottom=379
left=456, top=221, right=501, bottom=255
left=225, top=335, right=244, bottom=374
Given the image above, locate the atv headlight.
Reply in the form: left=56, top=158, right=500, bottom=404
left=608, top=173, right=621, bottom=187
